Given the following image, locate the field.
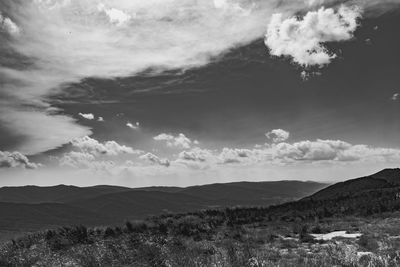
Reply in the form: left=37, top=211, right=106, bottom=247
left=1, top=208, right=400, bottom=267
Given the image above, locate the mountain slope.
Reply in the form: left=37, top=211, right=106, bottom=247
left=181, top=181, right=327, bottom=206
left=0, top=185, right=131, bottom=204
left=0, top=202, right=114, bottom=231
left=67, top=190, right=212, bottom=221
left=307, top=168, right=400, bottom=201
left=0, top=180, right=327, bottom=234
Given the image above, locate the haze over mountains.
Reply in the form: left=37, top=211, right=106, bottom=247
left=307, top=168, right=400, bottom=201
left=0, top=181, right=326, bottom=235
left=1, top=168, right=399, bottom=242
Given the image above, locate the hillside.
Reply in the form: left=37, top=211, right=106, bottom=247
left=1, top=169, right=400, bottom=266
left=307, top=168, right=400, bottom=201
left=0, top=202, right=114, bottom=231
left=0, top=185, right=131, bottom=204
left=0, top=180, right=326, bottom=237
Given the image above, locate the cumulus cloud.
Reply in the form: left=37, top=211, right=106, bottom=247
left=0, top=12, right=20, bottom=35
left=154, top=133, right=197, bottom=149
left=266, top=129, right=290, bottom=143
left=126, top=122, right=140, bottom=130
left=97, top=117, right=104, bottom=122
left=70, top=136, right=141, bottom=156
left=78, top=113, right=95, bottom=120
left=171, top=137, right=400, bottom=168
left=392, top=93, right=399, bottom=101
left=97, top=3, right=132, bottom=26
left=265, top=5, right=362, bottom=67
left=58, top=136, right=142, bottom=170
left=271, top=139, right=400, bottom=163
left=59, top=151, right=115, bottom=170
left=140, top=153, right=170, bottom=167
left=47, top=130, right=400, bottom=183
left=0, top=151, right=39, bottom=169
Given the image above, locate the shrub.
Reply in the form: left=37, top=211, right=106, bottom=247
left=358, top=235, right=379, bottom=251
left=104, top=227, right=115, bottom=238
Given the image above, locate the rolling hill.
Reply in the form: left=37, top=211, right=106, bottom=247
left=0, top=180, right=327, bottom=235
left=307, top=168, right=400, bottom=201
left=0, top=184, right=131, bottom=203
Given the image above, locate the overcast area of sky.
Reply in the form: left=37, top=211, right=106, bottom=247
left=0, top=0, right=399, bottom=187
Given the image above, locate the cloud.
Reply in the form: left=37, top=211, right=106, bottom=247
left=97, top=117, right=104, bottom=122
left=59, top=151, right=95, bottom=168
left=154, top=133, right=197, bottom=149
left=59, top=136, right=142, bottom=169
left=171, top=137, right=400, bottom=168
left=97, top=3, right=132, bottom=26
left=178, top=148, right=214, bottom=162
left=140, top=153, right=170, bottom=167
left=266, top=129, right=290, bottom=143
left=265, top=5, right=362, bottom=67
left=0, top=0, right=396, bottom=155
left=271, top=139, right=400, bottom=163
left=70, top=136, right=141, bottom=156
left=0, top=12, right=20, bottom=35
left=0, top=151, right=39, bottom=169
left=59, top=151, right=115, bottom=170
left=392, top=93, right=399, bottom=101
left=78, top=113, right=95, bottom=120
left=0, top=107, right=91, bottom=155
left=126, top=122, right=140, bottom=130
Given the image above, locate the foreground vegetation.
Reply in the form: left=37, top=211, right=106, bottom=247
left=1, top=205, right=400, bottom=267
left=2, top=181, right=400, bottom=266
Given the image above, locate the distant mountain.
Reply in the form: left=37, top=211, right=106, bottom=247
left=260, top=169, right=400, bottom=221
left=0, top=202, right=114, bottom=231
left=178, top=181, right=325, bottom=207
left=0, top=180, right=326, bottom=233
left=307, top=168, right=400, bottom=201
left=0, top=185, right=131, bottom=204
left=67, top=190, right=211, bottom=221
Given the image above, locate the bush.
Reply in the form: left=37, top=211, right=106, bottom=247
left=358, top=235, right=379, bottom=251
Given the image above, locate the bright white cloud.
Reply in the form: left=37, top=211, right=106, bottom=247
left=154, top=133, right=196, bottom=149
left=78, top=113, right=95, bottom=120
left=44, top=131, right=400, bottom=185
left=265, top=5, right=362, bottom=67
left=59, top=151, right=115, bottom=171
left=126, top=122, right=140, bottom=130
left=140, top=153, right=170, bottom=167
left=266, top=129, right=290, bottom=143
left=0, top=12, right=20, bottom=35
left=171, top=138, right=400, bottom=168
left=0, top=151, right=39, bottom=169
left=70, top=136, right=141, bottom=156
left=97, top=117, right=104, bottom=122
left=97, top=3, right=132, bottom=26
left=392, top=93, right=399, bottom=101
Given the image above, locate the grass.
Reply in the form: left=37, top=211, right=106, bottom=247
left=1, top=209, right=400, bottom=266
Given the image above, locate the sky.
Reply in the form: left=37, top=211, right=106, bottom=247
left=0, top=0, right=399, bottom=187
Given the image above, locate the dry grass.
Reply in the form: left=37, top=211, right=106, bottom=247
left=1, top=214, right=400, bottom=266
